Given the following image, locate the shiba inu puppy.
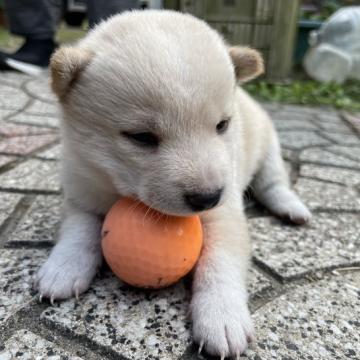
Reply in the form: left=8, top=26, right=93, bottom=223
left=36, top=10, right=311, bottom=358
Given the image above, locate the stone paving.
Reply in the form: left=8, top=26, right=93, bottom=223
left=0, top=72, right=359, bottom=360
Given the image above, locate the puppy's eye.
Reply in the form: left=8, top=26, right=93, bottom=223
left=216, top=118, right=230, bottom=134
left=122, top=131, right=160, bottom=147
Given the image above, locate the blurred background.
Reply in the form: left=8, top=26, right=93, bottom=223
left=0, top=0, right=359, bottom=111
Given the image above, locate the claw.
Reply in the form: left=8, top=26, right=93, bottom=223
left=50, top=295, right=55, bottom=306
left=198, top=341, right=204, bottom=355
left=38, top=293, right=43, bottom=303
left=220, top=355, right=225, bottom=360
left=75, top=288, right=80, bottom=301
left=236, top=353, right=241, bottom=360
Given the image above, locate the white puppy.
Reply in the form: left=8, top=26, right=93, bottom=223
left=36, top=10, right=311, bottom=358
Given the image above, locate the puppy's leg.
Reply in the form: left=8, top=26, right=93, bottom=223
left=252, top=131, right=311, bottom=224
left=191, top=201, right=254, bottom=358
left=36, top=200, right=102, bottom=301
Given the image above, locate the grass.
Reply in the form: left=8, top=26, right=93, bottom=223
left=244, top=80, right=360, bottom=112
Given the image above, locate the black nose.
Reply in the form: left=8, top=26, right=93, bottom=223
left=184, top=189, right=223, bottom=211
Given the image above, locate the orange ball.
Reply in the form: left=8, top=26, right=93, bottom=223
left=101, top=197, right=203, bottom=289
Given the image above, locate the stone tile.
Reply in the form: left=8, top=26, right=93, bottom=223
left=0, top=249, right=46, bottom=325
left=328, top=145, right=360, bottom=163
left=244, top=276, right=360, bottom=359
left=299, top=147, right=360, bottom=169
left=343, top=112, right=360, bottom=135
left=0, top=159, right=60, bottom=192
left=9, top=113, right=59, bottom=128
left=272, top=118, right=318, bottom=131
left=0, top=109, right=16, bottom=121
left=8, top=195, right=62, bottom=244
left=295, top=178, right=360, bottom=211
left=25, top=100, right=59, bottom=117
left=0, top=72, right=30, bottom=87
left=0, top=84, right=29, bottom=110
left=0, top=123, right=55, bottom=137
left=35, top=144, right=62, bottom=160
left=0, top=133, right=59, bottom=155
left=315, top=118, right=353, bottom=134
left=323, top=131, right=360, bottom=146
left=40, top=265, right=270, bottom=360
left=316, top=111, right=343, bottom=123
left=0, top=156, right=16, bottom=168
left=248, top=267, right=272, bottom=296
left=0, top=329, right=83, bottom=360
left=41, top=275, right=191, bottom=360
left=249, top=214, right=360, bottom=279
left=25, top=77, right=57, bottom=103
left=269, top=110, right=315, bottom=122
left=278, top=130, right=330, bottom=150
left=300, top=164, right=360, bottom=187
left=0, top=192, right=23, bottom=227
left=261, top=102, right=281, bottom=113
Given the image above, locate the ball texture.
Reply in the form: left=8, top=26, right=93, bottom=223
left=101, top=198, right=203, bottom=288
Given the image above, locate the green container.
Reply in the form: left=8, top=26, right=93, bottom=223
left=294, top=19, right=322, bottom=64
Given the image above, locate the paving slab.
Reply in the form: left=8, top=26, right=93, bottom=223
left=9, top=113, right=59, bottom=128
left=0, top=109, right=17, bottom=120
left=24, top=100, right=59, bottom=117
left=0, top=192, right=23, bottom=228
left=25, top=77, right=57, bottom=103
left=0, top=156, right=16, bottom=169
left=322, top=131, right=360, bottom=146
left=294, top=178, right=360, bottom=211
left=249, top=214, right=360, bottom=279
left=0, top=85, right=29, bottom=111
left=278, top=130, right=330, bottom=150
left=299, top=147, right=360, bottom=169
left=272, top=118, right=318, bottom=131
left=0, top=159, right=60, bottom=192
left=40, top=267, right=270, bottom=360
left=327, top=145, right=360, bottom=162
left=244, top=275, right=360, bottom=360
left=0, top=133, right=59, bottom=156
left=315, top=118, right=353, bottom=134
left=0, top=329, right=83, bottom=360
left=35, top=144, right=62, bottom=160
left=41, top=275, right=192, bottom=360
left=342, top=112, right=360, bottom=135
left=300, top=164, right=360, bottom=187
left=0, top=249, right=46, bottom=325
left=0, top=123, right=55, bottom=137
left=7, top=195, right=62, bottom=245
left=0, top=72, right=30, bottom=87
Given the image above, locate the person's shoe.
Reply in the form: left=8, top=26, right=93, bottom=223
left=0, top=38, right=57, bottom=76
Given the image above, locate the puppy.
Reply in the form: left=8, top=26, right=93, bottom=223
left=36, top=10, right=311, bottom=358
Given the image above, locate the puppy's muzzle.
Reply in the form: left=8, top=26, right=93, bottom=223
left=184, top=188, right=223, bottom=211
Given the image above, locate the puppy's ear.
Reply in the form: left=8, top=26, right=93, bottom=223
left=228, top=46, right=264, bottom=83
left=50, top=47, right=93, bottom=99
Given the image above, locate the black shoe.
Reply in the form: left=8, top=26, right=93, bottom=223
left=0, top=38, right=57, bottom=75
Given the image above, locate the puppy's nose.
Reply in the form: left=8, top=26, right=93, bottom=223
left=184, top=189, right=223, bottom=211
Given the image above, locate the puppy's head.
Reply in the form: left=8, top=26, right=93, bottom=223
left=51, top=11, right=263, bottom=215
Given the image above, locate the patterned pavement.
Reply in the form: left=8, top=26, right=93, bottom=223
left=0, top=72, right=359, bottom=360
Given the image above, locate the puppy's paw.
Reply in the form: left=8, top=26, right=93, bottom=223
left=274, top=196, right=311, bottom=225
left=261, top=186, right=311, bottom=225
left=35, top=249, right=101, bottom=302
left=191, top=288, right=254, bottom=358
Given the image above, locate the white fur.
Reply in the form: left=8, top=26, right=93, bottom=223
left=36, top=10, right=311, bottom=357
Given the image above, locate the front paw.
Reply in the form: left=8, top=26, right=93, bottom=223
left=191, top=289, right=254, bottom=359
left=35, top=249, right=101, bottom=302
